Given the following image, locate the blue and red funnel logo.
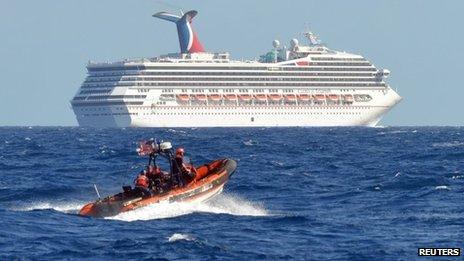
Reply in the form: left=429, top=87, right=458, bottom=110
left=153, top=10, right=205, bottom=53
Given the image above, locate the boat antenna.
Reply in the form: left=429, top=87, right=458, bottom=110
left=93, top=184, right=101, bottom=200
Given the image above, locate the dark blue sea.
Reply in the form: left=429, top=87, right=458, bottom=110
left=0, top=127, right=462, bottom=260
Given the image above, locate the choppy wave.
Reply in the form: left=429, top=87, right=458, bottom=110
left=434, top=185, right=451, bottom=190
left=13, top=201, right=85, bottom=213
left=243, top=139, right=257, bottom=146
left=168, top=233, right=196, bottom=242
left=377, top=129, right=415, bottom=135
left=432, top=141, right=464, bottom=148
left=1, top=127, right=463, bottom=260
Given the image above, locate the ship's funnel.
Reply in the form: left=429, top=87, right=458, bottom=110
left=153, top=10, right=205, bottom=53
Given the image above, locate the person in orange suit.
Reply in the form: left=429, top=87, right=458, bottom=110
left=172, top=147, right=196, bottom=186
left=134, top=170, right=152, bottom=197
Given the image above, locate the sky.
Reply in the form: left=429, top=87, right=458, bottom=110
left=0, top=0, right=463, bottom=126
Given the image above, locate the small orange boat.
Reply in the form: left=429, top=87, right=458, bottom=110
left=343, top=94, right=354, bottom=102
left=298, top=94, right=311, bottom=101
left=327, top=94, right=340, bottom=101
left=208, top=94, right=222, bottom=101
left=268, top=94, right=282, bottom=101
left=313, top=94, right=326, bottom=101
left=284, top=94, right=297, bottom=101
left=254, top=94, right=267, bottom=101
left=224, top=94, right=237, bottom=100
left=176, top=94, right=190, bottom=101
left=79, top=140, right=237, bottom=218
left=238, top=94, right=252, bottom=101
left=195, top=94, right=207, bottom=101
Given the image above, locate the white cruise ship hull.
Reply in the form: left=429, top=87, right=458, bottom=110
left=73, top=88, right=401, bottom=128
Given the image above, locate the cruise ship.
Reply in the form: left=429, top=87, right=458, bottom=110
left=71, top=10, right=402, bottom=127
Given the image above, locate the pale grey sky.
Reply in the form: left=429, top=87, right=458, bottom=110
left=0, top=0, right=462, bottom=126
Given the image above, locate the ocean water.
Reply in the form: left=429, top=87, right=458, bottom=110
left=0, top=127, right=462, bottom=260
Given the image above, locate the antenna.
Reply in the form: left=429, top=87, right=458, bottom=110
left=93, top=184, right=101, bottom=200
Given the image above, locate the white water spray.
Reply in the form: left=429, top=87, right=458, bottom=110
left=107, top=193, right=269, bottom=222
left=167, top=233, right=196, bottom=242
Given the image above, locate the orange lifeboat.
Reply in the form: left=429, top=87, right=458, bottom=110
left=78, top=139, right=237, bottom=218
left=284, top=94, right=297, bottom=101
left=268, top=94, right=282, bottom=101
left=298, top=94, right=311, bottom=101
left=209, top=94, right=222, bottom=101
left=225, top=94, right=237, bottom=101
left=195, top=94, right=207, bottom=101
left=343, top=94, right=354, bottom=102
left=176, top=94, right=190, bottom=102
left=313, top=94, right=326, bottom=101
left=327, top=94, right=340, bottom=101
left=238, top=94, right=252, bottom=101
left=79, top=158, right=237, bottom=218
left=254, top=94, right=267, bottom=101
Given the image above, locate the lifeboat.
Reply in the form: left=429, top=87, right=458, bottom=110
left=79, top=140, right=237, bottom=218
left=224, top=94, right=237, bottom=101
left=208, top=94, right=222, bottom=101
left=79, top=159, right=236, bottom=218
left=313, top=94, right=326, bottom=101
left=327, top=94, right=340, bottom=101
left=238, top=94, right=252, bottom=101
left=176, top=94, right=190, bottom=102
left=298, top=94, right=311, bottom=101
left=284, top=94, right=297, bottom=101
left=268, top=94, right=282, bottom=101
left=343, top=94, right=354, bottom=102
left=254, top=94, right=267, bottom=101
left=195, top=94, right=207, bottom=101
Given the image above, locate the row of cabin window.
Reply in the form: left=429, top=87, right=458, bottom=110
left=87, top=67, right=378, bottom=77
left=311, top=57, right=366, bottom=61
left=88, top=65, right=373, bottom=72
left=82, top=82, right=386, bottom=88
left=144, top=111, right=365, bottom=116
left=85, top=76, right=381, bottom=83
left=164, top=88, right=290, bottom=93
left=86, top=72, right=377, bottom=80
left=161, top=88, right=359, bottom=93
left=82, top=111, right=366, bottom=117
left=79, top=105, right=372, bottom=112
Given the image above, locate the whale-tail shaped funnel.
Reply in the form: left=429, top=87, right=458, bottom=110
left=153, top=10, right=205, bottom=53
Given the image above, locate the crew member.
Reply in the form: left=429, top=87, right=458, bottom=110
left=146, top=165, right=163, bottom=192
left=171, top=147, right=196, bottom=186
left=134, top=170, right=152, bottom=197
left=146, top=165, right=159, bottom=181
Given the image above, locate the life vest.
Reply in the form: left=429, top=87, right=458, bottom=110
left=135, top=175, right=149, bottom=188
left=146, top=166, right=161, bottom=180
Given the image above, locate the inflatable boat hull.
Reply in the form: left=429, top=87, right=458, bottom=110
left=79, top=158, right=236, bottom=218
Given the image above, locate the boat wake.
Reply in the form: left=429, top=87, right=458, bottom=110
left=107, top=193, right=269, bottom=222
left=10, top=194, right=268, bottom=221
